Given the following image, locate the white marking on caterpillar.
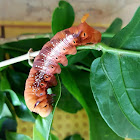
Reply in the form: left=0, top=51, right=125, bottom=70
left=42, top=35, right=74, bottom=73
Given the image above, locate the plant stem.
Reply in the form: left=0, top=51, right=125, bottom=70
left=0, top=51, right=39, bottom=68
left=77, top=42, right=140, bottom=57
left=87, top=111, right=98, bottom=140
left=75, top=65, right=90, bottom=72
left=101, top=33, right=115, bottom=38
left=1, top=42, right=140, bottom=68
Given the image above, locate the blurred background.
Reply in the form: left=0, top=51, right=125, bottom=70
left=0, top=0, right=140, bottom=38
left=0, top=0, right=140, bottom=140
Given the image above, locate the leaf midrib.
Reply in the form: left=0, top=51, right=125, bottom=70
left=100, top=53, right=140, bottom=130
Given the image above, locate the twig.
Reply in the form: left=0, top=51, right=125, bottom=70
left=0, top=44, right=96, bottom=68
left=0, top=51, right=39, bottom=68
left=1, top=42, right=139, bottom=68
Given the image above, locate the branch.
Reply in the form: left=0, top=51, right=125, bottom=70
left=0, top=44, right=97, bottom=68
left=1, top=42, right=139, bottom=68
left=0, top=51, right=39, bottom=68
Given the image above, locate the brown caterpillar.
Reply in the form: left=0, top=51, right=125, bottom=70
left=24, top=14, right=101, bottom=117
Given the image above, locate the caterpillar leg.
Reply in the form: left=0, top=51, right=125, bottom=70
left=47, top=94, right=55, bottom=105
left=28, top=48, right=34, bottom=67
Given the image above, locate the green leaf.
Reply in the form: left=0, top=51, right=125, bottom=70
left=0, top=71, right=11, bottom=90
left=0, top=91, right=5, bottom=115
left=5, top=97, right=17, bottom=119
left=52, top=0, right=75, bottom=35
left=91, top=50, right=102, bottom=59
left=33, top=75, right=61, bottom=140
left=5, top=89, right=21, bottom=106
left=0, top=103, right=12, bottom=118
left=102, top=18, right=122, bottom=45
left=0, top=66, right=8, bottom=72
left=12, top=62, right=31, bottom=74
left=48, top=133, right=59, bottom=140
left=110, top=7, right=140, bottom=50
left=0, top=69, right=33, bottom=121
left=1, top=38, right=50, bottom=56
left=7, top=69, right=28, bottom=94
left=0, top=47, right=4, bottom=62
left=0, top=118, right=17, bottom=139
left=64, top=134, right=84, bottom=140
left=102, top=53, right=140, bottom=130
left=6, top=132, right=31, bottom=140
left=78, top=51, right=96, bottom=67
left=60, top=66, right=123, bottom=140
left=57, top=83, right=82, bottom=113
left=67, top=50, right=90, bottom=66
left=0, top=70, right=21, bottom=106
left=90, top=54, right=140, bottom=139
left=105, top=18, right=122, bottom=34
left=14, top=94, right=35, bottom=122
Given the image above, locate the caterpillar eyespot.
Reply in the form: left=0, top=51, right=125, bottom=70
left=40, top=82, right=46, bottom=88
left=44, top=74, right=49, bottom=79
left=24, top=14, right=101, bottom=117
left=40, top=83, right=44, bottom=86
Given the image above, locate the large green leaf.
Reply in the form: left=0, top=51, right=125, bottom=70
left=110, top=7, right=140, bottom=50
left=103, top=52, right=140, bottom=130
left=0, top=68, right=34, bottom=121
left=48, top=133, right=59, bottom=140
left=0, top=66, right=8, bottom=72
left=33, top=75, right=61, bottom=140
left=52, top=0, right=74, bottom=35
left=0, top=71, right=21, bottom=116
left=0, top=70, right=21, bottom=106
left=7, top=69, right=28, bottom=95
left=0, top=71, right=11, bottom=90
left=0, top=103, right=12, bottom=118
left=90, top=57, right=140, bottom=138
left=14, top=94, right=35, bottom=122
left=5, top=97, right=17, bottom=119
left=0, top=118, right=17, bottom=139
left=0, top=91, right=5, bottom=115
left=78, top=51, right=96, bottom=67
left=57, top=83, right=82, bottom=113
left=89, top=6, right=140, bottom=138
left=6, top=132, right=31, bottom=140
left=0, top=48, right=4, bottom=62
left=67, top=50, right=90, bottom=66
left=5, top=89, right=21, bottom=106
left=60, top=66, right=123, bottom=140
left=1, top=38, right=50, bottom=56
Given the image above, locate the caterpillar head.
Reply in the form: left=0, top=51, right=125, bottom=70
left=78, top=22, right=101, bottom=45
left=73, top=14, right=101, bottom=45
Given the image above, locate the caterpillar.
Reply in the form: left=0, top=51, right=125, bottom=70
left=24, top=14, right=101, bottom=117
